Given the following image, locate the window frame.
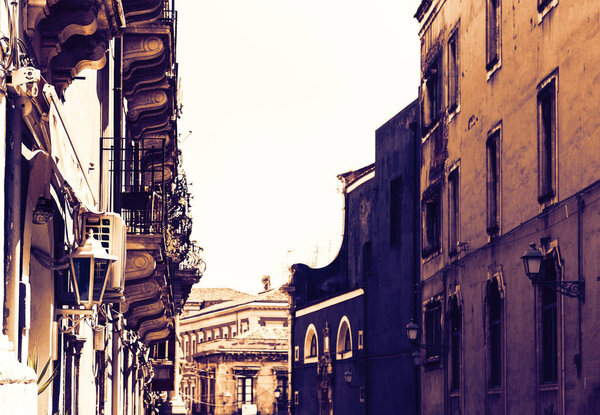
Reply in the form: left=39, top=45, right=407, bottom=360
left=538, top=246, right=562, bottom=386
left=422, top=53, right=443, bottom=134
left=537, top=72, right=558, bottom=206
left=237, top=376, right=254, bottom=408
left=447, top=26, right=460, bottom=114
left=448, top=167, right=460, bottom=256
left=336, top=316, right=353, bottom=360
left=486, top=0, right=501, bottom=73
left=423, top=297, right=443, bottom=363
left=487, top=276, right=504, bottom=390
left=303, top=324, right=319, bottom=364
left=422, top=183, right=442, bottom=258
left=448, top=295, right=462, bottom=392
left=486, top=127, right=501, bottom=237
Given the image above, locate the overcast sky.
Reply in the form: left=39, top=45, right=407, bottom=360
left=177, top=0, right=421, bottom=294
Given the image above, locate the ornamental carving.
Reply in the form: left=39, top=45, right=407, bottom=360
left=24, top=0, right=125, bottom=95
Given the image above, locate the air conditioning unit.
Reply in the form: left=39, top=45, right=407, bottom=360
left=82, top=212, right=127, bottom=302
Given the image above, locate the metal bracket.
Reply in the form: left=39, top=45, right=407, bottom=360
left=537, top=280, right=585, bottom=302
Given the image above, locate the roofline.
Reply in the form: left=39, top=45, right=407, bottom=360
left=181, top=301, right=288, bottom=325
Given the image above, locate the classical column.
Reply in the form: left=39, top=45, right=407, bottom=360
left=161, top=315, right=186, bottom=414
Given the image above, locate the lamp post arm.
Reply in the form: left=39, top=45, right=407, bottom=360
left=537, top=280, right=585, bottom=302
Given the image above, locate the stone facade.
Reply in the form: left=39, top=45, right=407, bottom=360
left=416, top=0, right=600, bottom=414
left=180, top=286, right=290, bottom=415
left=0, top=1, right=200, bottom=414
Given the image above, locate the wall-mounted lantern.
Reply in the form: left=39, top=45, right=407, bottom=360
left=68, top=231, right=117, bottom=308
left=344, top=369, right=353, bottom=385
left=521, top=243, right=585, bottom=301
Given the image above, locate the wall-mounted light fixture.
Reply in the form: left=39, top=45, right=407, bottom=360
left=521, top=243, right=585, bottom=301
left=405, top=319, right=446, bottom=365
left=68, top=231, right=117, bottom=308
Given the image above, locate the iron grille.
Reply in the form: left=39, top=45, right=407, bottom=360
left=102, top=137, right=166, bottom=234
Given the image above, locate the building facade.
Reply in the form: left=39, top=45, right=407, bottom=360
left=180, top=282, right=290, bottom=415
left=0, top=1, right=202, bottom=414
left=288, top=101, right=420, bottom=415
left=415, top=0, right=600, bottom=414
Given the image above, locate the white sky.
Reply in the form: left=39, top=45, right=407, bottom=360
left=178, top=0, right=421, bottom=294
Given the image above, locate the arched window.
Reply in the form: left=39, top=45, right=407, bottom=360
left=303, top=324, right=318, bottom=363
left=336, top=316, right=353, bottom=360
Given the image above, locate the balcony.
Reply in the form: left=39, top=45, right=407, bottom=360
left=102, top=136, right=168, bottom=235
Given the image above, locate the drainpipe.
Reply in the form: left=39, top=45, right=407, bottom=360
left=576, top=196, right=584, bottom=378
left=4, top=95, right=22, bottom=350
left=113, top=36, right=123, bottom=212
left=411, top=114, right=421, bottom=415
left=112, top=309, right=121, bottom=415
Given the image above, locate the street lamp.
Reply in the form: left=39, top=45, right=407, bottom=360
left=344, top=369, right=353, bottom=385
left=521, top=243, right=585, bottom=301
left=405, top=319, right=419, bottom=344
left=68, top=231, right=117, bottom=308
left=521, top=243, right=544, bottom=282
left=412, top=350, right=421, bottom=366
left=405, top=320, right=446, bottom=365
left=274, top=386, right=281, bottom=399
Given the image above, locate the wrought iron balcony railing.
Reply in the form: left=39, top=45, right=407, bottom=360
left=102, top=136, right=167, bottom=234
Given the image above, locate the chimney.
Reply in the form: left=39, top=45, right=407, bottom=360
left=261, top=275, right=271, bottom=292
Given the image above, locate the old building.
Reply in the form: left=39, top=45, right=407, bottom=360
left=0, top=1, right=202, bottom=414
left=180, top=280, right=290, bottom=415
left=415, top=0, right=600, bottom=414
left=288, top=101, right=420, bottom=415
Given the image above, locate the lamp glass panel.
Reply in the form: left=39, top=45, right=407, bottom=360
left=93, top=258, right=110, bottom=303
left=528, top=256, right=542, bottom=275
left=72, top=257, right=92, bottom=303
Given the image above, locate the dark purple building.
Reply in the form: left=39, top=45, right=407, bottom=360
left=288, top=100, right=420, bottom=415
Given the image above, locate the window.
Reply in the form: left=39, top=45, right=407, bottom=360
left=336, top=316, right=353, bottom=360
left=487, top=278, right=502, bottom=388
left=276, top=375, right=288, bottom=412
left=362, top=241, right=372, bottom=279
left=422, top=183, right=442, bottom=257
left=390, top=176, right=403, bottom=245
left=184, top=337, right=189, bottom=356
left=191, top=337, right=196, bottom=356
left=448, top=168, right=459, bottom=256
left=422, top=55, right=442, bottom=131
left=294, top=346, right=299, bottom=361
left=540, top=256, right=558, bottom=384
left=486, top=0, right=501, bottom=70
left=486, top=129, right=501, bottom=237
left=538, top=75, right=557, bottom=204
left=448, top=296, right=461, bottom=391
left=304, top=324, right=318, bottom=363
left=424, top=299, right=442, bottom=360
left=358, top=330, right=364, bottom=350
left=538, top=0, right=556, bottom=14
left=294, top=391, right=299, bottom=406
left=448, top=29, right=459, bottom=112
left=237, top=377, right=253, bottom=407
